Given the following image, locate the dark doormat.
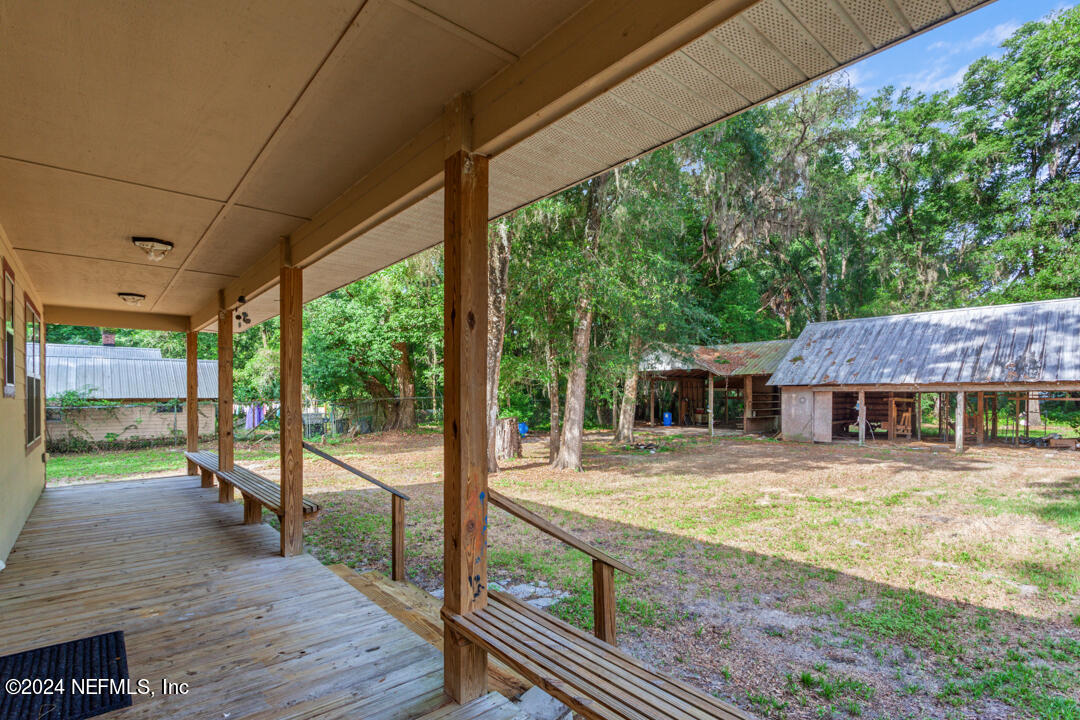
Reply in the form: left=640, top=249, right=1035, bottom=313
left=0, top=631, right=132, bottom=720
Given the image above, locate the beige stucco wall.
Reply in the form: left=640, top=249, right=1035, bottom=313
left=46, top=403, right=214, bottom=444
left=0, top=225, right=46, bottom=565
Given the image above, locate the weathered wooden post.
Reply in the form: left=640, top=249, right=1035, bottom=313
left=708, top=374, right=714, bottom=437
left=858, top=390, right=866, bottom=446
left=391, top=494, right=405, bottom=581
left=955, top=391, right=965, bottom=453
left=592, top=559, right=616, bottom=644
left=976, top=392, right=985, bottom=446
left=217, top=296, right=234, bottom=503
left=280, top=260, right=304, bottom=557
left=186, top=330, right=199, bottom=477
left=442, top=94, right=489, bottom=705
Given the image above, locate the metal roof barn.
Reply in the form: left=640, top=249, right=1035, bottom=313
left=641, top=339, right=795, bottom=377
left=768, top=297, right=1080, bottom=389
left=46, top=352, right=219, bottom=400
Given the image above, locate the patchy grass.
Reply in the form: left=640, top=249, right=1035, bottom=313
left=48, top=429, right=1080, bottom=719
left=46, top=445, right=279, bottom=482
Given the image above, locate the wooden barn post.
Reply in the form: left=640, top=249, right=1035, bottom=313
left=955, top=391, right=965, bottom=453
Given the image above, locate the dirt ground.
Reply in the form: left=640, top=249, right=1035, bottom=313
left=58, top=428, right=1080, bottom=719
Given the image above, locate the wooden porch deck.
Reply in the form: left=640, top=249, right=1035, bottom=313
left=0, top=475, right=514, bottom=719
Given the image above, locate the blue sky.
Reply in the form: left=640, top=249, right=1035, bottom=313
left=841, top=0, right=1074, bottom=97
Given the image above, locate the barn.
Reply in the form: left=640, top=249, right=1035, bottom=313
left=768, top=297, right=1080, bottom=449
left=640, top=339, right=794, bottom=434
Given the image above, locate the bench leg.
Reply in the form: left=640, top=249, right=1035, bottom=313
left=200, top=468, right=214, bottom=489
left=218, top=479, right=234, bottom=503
left=242, top=494, right=262, bottom=524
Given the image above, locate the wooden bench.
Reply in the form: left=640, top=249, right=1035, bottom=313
left=443, top=591, right=750, bottom=720
left=185, top=451, right=319, bottom=524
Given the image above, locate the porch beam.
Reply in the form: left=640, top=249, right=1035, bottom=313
left=189, top=0, right=757, bottom=331
left=442, top=144, right=490, bottom=704
left=217, top=299, right=234, bottom=472
left=45, top=305, right=189, bottom=332
left=279, top=264, right=304, bottom=557
left=186, top=331, right=199, bottom=475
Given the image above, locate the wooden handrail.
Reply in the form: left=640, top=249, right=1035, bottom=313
left=302, top=441, right=408, bottom=581
left=487, top=488, right=635, bottom=645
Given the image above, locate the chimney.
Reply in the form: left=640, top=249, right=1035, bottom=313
left=102, top=331, right=116, bottom=346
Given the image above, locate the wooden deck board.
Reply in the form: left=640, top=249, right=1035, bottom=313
left=0, top=475, right=491, bottom=719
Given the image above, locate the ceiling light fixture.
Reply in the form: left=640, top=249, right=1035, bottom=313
left=132, top=236, right=174, bottom=262
left=118, top=292, right=146, bottom=306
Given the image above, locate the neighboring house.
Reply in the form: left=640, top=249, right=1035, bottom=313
left=45, top=343, right=218, bottom=446
left=640, top=340, right=795, bottom=433
left=768, top=297, right=1080, bottom=447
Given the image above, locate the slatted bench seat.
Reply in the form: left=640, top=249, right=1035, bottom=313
left=185, top=451, right=319, bottom=524
left=443, top=590, right=752, bottom=720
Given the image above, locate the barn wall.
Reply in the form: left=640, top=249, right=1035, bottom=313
left=0, top=229, right=46, bottom=565
left=812, top=391, right=833, bottom=442
left=46, top=402, right=215, bottom=445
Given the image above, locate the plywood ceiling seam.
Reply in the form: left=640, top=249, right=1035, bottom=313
left=9, top=247, right=236, bottom=280
left=149, top=0, right=375, bottom=313
left=386, top=0, right=519, bottom=62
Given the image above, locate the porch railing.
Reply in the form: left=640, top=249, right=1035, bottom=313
left=486, top=488, right=636, bottom=644
left=302, top=441, right=410, bottom=581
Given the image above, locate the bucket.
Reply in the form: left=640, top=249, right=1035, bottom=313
left=662, top=412, right=673, bottom=426
left=518, top=422, right=528, bottom=436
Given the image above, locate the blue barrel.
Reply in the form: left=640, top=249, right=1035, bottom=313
left=662, top=412, right=673, bottom=426
left=518, top=422, right=529, bottom=436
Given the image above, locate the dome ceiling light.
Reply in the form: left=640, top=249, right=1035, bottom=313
left=132, top=236, right=174, bottom=262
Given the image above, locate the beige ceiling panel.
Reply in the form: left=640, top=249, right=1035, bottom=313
left=654, top=53, right=749, bottom=115
left=712, top=18, right=806, bottom=91
left=0, top=159, right=221, bottom=269
left=744, top=0, right=837, bottom=76
left=895, top=0, right=952, bottom=30
left=639, top=61, right=738, bottom=121
left=0, top=0, right=361, bottom=199
left=682, top=35, right=775, bottom=102
left=184, top=206, right=305, bottom=278
left=154, top=270, right=235, bottom=317
left=609, top=82, right=700, bottom=136
left=782, top=0, right=872, bottom=63
left=19, top=251, right=176, bottom=311
left=408, top=0, right=591, bottom=56
left=837, top=0, right=908, bottom=47
left=234, top=0, right=510, bottom=218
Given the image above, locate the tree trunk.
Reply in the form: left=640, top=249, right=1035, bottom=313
left=365, top=377, right=401, bottom=431
left=486, top=219, right=512, bottom=473
left=545, top=333, right=561, bottom=463
left=553, top=172, right=611, bottom=470
left=613, top=337, right=641, bottom=444
left=392, top=341, right=417, bottom=429
left=494, top=417, right=522, bottom=461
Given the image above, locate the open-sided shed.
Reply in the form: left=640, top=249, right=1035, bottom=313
left=768, top=297, right=1080, bottom=449
left=640, top=339, right=793, bottom=433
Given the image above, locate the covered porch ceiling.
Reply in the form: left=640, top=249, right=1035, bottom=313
left=1, top=0, right=994, bottom=333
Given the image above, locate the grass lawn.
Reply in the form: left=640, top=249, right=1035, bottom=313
left=49, top=430, right=1080, bottom=719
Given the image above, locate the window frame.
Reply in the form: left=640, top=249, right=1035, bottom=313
left=2, top=258, right=14, bottom=398
left=25, top=294, right=42, bottom=451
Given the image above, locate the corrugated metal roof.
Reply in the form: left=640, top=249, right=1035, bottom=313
left=768, top=297, right=1080, bottom=387
left=46, top=343, right=164, bottom=359
left=46, top=356, right=219, bottom=400
left=641, top=340, right=795, bottom=377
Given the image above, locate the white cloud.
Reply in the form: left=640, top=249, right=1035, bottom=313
left=925, top=20, right=1019, bottom=56
left=900, top=63, right=970, bottom=93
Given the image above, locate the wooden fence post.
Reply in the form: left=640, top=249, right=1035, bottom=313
left=592, top=559, right=616, bottom=644
left=392, top=494, right=405, bottom=582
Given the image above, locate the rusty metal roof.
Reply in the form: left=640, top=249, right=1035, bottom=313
left=768, top=297, right=1080, bottom=387
left=641, top=339, right=795, bottom=377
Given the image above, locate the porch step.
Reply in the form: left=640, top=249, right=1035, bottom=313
left=415, top=691, right=524, bottom=720
left=328, top=564, right=531, bottom=700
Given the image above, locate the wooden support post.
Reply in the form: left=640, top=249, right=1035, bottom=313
left=186, top=331, right=199, bottom=476
left=938, top=393, right=945, bottom=442
left=648, top=377, right=655, bottom=426
left=442, top=143, right=490, bottom=705
left=991, top=394, right=998, bottom=440
left=217, top=305, right=234, bottom=472
left=280, top=264, right=304, bottom=557
left=200, top=467, right=213, bottom=489
left=955, top=391, right=965, bottom=453
left=743, top=376, right=753, bottom=433
left=1014, top=394, right=1020, bottom=446
left=976, top=392, right=985, bottom=446
left=858, top=390, right=866, bottom=446
left=708, top=374, right=714, bottom=438
left=242, top=494, right=262, bottom=524
left=887, top=392, right=896, bottom=441
left=218, top=479, right=234, bottom=504
left=915, top=392, right=921, bottom=441
left=592, top=559, right=616, bottom=645
left=391, top=494, right=405, bottom=582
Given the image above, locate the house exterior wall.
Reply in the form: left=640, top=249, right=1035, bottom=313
left=46, top=402, right=215, bottom=444
left=0, top=227, right=46, bottom=565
